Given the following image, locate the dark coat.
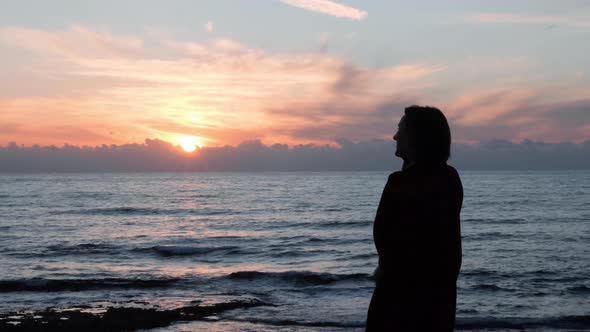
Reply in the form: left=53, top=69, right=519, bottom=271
left=366, top=163, right=463, bottom=332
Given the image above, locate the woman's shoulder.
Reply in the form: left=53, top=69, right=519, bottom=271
left=444, top=164, right=462, bottom=182
left=444, top=164, right=458, bottom=171
left=387, top=171, right=404, bottom=182
left=386, top=163, right=460, bottom=184
left=382, top=171, right=402, bottom=193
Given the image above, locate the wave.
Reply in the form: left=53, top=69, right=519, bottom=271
left=227, top=270, right=372, bottom=285
left=470, top=284, right=516, bottom=292
left=230, top=317, right=363, bottom=328
left=306, top=237, right=328, bottom=243
left=46, top=243, right=119, bottom=255
left=229, top=315, right=590, bottom=330
left=460, top=268, right=589, bottom=289
left=461, top=268, right=584, bottom=283
left=347, top=253, right=376, bottom=260
left=0, top=270, right=373, bottom=293
left=0, top=277, right=179, bottom=292
left=61, top=192, right=115, bottom=199
left=55, top=207, right=162, bottom=215
left=5, top=243, right=123, bottom=258
left=286, top=219, right=370, bottom=230
left=463, top=217, right=525, bottom=224
left=463, top=231, right=515, bottom=240
left=54, top=207, right=233, bottom=216
left=298, top=236, right=361, bottom=246
left=529, top=275, right=588, bottom=283
left=456, top=315, right=590, bottom=330
left=567, top=285, right=590, bottom=294
left=10, top=243, right=252, bottom=259
left=146, top=245, right=244, bottom=257
left=462, top=269, right=588, bottom=286
left=460, top=269, right=517, bottom=282
left=323, top=207, right=353, bottom=212
left=268, top=248, right=342, bottom=258
left=320, top=220, right=371, bottom=227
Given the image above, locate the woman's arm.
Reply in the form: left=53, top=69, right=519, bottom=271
left=373, top=173, right=419, bottom=278
left=373, top=172, right=423, bottom=282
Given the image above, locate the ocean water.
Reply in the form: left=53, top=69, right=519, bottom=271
left=0, top=171, right=588, bottom=331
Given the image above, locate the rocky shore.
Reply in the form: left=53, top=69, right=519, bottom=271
left=0, top=298, right=269, bottom=331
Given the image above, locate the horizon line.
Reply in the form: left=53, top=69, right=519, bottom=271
left=3, top=137, right=590, bottom=150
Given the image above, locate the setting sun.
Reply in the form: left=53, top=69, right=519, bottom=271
left=178, top=136, right=201, bottom=153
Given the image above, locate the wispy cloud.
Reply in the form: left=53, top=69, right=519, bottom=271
left=2, top=25, right=589, bottom=148
left=466, top=12, right=590, bottom=28
left=446, top=90, right=590, bottom=143
left=279, top=0, right=367, bottom=20
left=0, top=25, right=144, bottom=60
left=0, top=25, right=436, bottom=147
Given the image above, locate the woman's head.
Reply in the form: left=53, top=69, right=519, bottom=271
left=393, top=105, right=451, bottom=164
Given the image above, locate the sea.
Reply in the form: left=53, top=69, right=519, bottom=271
left=0, top=171, right=588, bottom=331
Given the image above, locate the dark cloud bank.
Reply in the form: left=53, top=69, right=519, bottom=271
left=1, top=138, right=590, bottom=172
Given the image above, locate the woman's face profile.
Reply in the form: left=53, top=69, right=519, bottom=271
left=393, top=116, right=411, bottom=161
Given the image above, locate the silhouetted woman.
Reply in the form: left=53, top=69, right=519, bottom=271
left=366, top=106, right=463, bottom=331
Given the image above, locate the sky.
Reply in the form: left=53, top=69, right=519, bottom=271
left=1, top=0, right=589, bottom=151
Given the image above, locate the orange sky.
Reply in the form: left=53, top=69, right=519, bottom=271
left=0, top=25, right=445, bottom=148
left=1, top=21, right=589, bottom=148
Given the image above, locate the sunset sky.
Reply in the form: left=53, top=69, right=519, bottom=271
left=1, top=0, right=589, bottom=149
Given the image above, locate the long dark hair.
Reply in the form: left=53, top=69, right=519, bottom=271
left=404, top=105, right=451, bottom=164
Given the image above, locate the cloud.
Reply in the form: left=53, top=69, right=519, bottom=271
left=1, top=139, right=589, bottom=172
left=0, top=25, right=437, bottom=147
left=445, top=90, right=590, bottom=143
left=265, top=96, right=418, bottom=142
left=205, top=21, right=214, bottom=33
left=259, top=61, right=443, bottom=141
left=452, top=139, right=590, bottom=170
left=0, top=25, right=143, bottom=60
left=279, top=0, right=367, bottom=20
left=446, top=88, right=537, bottom=126
left=465, top=12, right=590, bottom=28
left=1, top=25, right=588, bottom=149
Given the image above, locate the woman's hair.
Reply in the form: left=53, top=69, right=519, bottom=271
left=404, top=105, right=451, bottom=164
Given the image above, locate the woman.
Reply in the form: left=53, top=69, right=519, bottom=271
left=366, top=106, right=463, bottom=331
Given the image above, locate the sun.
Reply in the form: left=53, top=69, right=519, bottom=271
left=178, top=136, right=201, bottom=153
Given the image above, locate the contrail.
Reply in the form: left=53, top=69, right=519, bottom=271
left=280, top=0, right=367, bottom=20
